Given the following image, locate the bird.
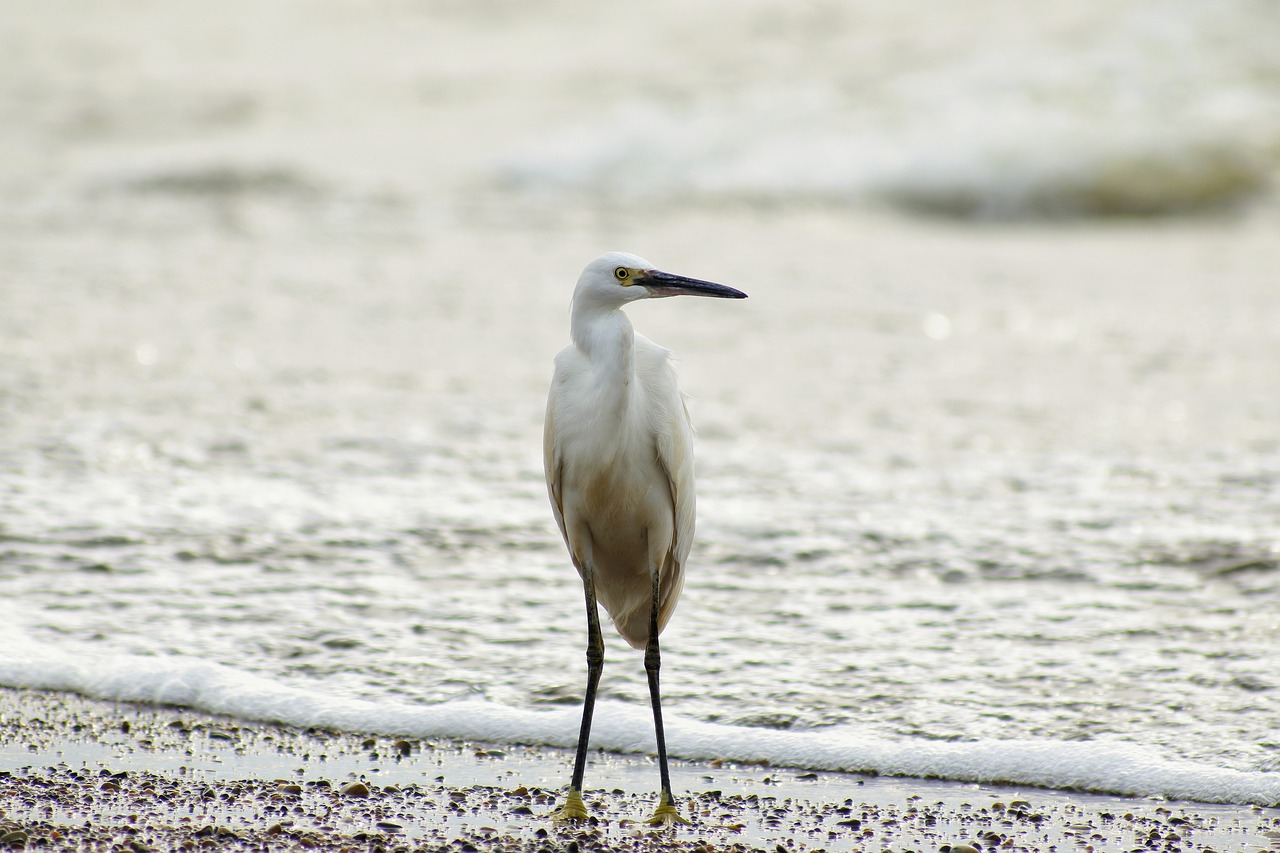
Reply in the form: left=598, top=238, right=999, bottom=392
left=543, top=251, right=747, bottom=826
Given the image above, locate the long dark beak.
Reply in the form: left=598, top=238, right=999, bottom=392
left=641, top=269, right=748, bottom=300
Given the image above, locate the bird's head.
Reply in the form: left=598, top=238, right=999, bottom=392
left=573, top=251, right=747, bottom=309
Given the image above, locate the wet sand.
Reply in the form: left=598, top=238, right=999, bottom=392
left=1, top=688, right=1275, bottom=852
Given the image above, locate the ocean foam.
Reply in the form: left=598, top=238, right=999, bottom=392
left=502, top=1, right=1280, bottom=217
left=3, top=638, right=1276, bottom=807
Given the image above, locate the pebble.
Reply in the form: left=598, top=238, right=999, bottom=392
left=3, top=687, right=1279, bottom=853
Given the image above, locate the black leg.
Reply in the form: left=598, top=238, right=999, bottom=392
left=645, top=566, right=688, bottom=826
left=572, top=568, right=605, bottom=791
left=553, top=566, right=603, bottom=821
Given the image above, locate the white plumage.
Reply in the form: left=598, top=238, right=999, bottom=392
left=543, top=251, right=746, bottom=825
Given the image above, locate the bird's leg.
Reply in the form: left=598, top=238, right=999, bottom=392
left=552, top=565, right=604, bottom=822
left=644, top=567, right=689, bottom=827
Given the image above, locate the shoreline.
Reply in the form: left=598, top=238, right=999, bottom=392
left=2, top=688, right=1276, bottom=851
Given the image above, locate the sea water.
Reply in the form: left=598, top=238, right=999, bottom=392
left=1, top=0, right=1279, bottom=806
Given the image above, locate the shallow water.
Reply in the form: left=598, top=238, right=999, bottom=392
left=2, top=0, right=1279, bottom=804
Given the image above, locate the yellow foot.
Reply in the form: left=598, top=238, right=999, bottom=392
left=551, top=788, right=589, bottom=822
left=646, top=790, right=690, bottom=827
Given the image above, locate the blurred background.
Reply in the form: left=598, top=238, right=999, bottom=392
left=2, top=0, right=1279, bottom=790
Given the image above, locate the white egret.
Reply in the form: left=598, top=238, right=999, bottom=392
left=544, top=251, right=747, bottom=826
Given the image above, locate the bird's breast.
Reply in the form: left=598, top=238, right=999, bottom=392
left=550, top=339, right=677, bottom=543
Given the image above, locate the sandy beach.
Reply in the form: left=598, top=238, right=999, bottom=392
left=3, top=2, right=1280, bottom=850
left=2, top=687, right=1276, bottom=852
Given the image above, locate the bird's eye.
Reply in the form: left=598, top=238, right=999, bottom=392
left=614, top=267, right=630, bottom=282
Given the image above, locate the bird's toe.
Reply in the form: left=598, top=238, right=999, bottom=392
left=645, top=791, right=690, bottom=827
left=551, top=788, right=590, bottom=822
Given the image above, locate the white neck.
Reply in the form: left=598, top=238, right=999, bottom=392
left=571, top=299, right=635, bottom=386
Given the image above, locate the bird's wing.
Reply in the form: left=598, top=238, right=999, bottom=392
left=543, top=385, right=570, bottom=553
left=644, top=344, right=696, bottom=635
left=655, top=393, right=696, bottom=569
